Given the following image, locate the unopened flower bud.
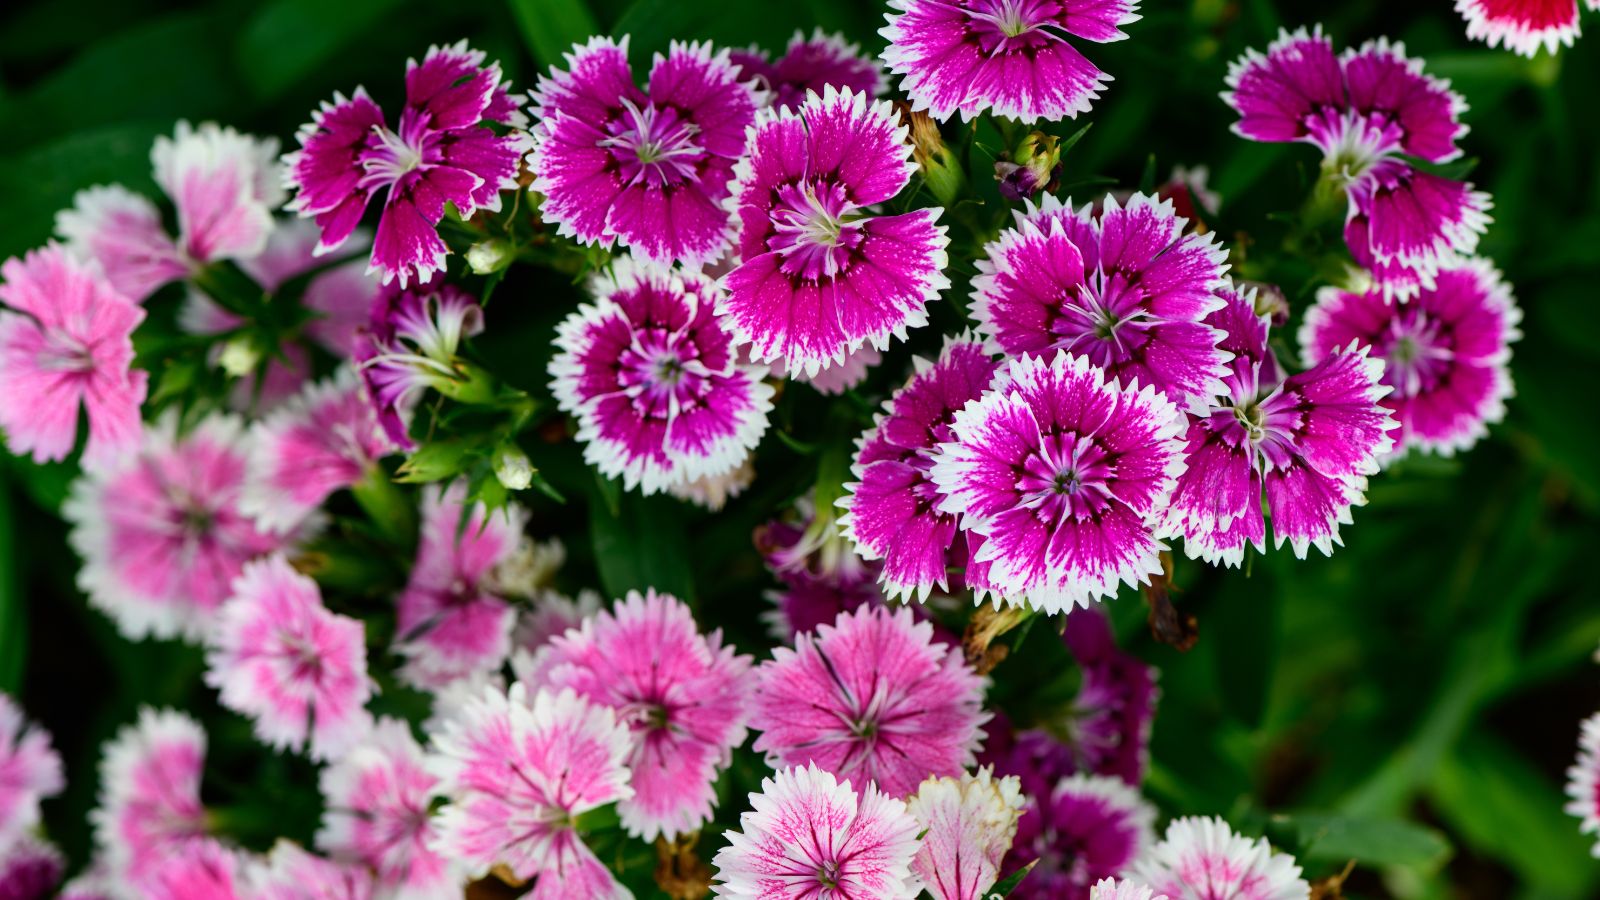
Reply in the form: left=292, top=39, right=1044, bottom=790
left=217, top=336, right=262, bottom=377
left=493, top=443, right=534, bottom=491
left=465, top=238, right=514, bottom=275
left=996, top=131, right=1061, bottom=202
left=898, top=103, right=965, bottom=207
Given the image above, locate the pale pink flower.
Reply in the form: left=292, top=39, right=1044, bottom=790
left=666, top=457, right=756, bottom=511
left=138, top=839, right=249, bottom=900
left=0, top=693, right=64, bottom=850
left=1130, top=817, right=1309, bottom=900
left=0, top=244, right=147, bottom=467
left=204, top=554, right=373, bottom=760
left=247, top=840, right=375, bottom=900
left=512, top=589, right=600, bottom=657
left=907, top=767, right=1025, bottom=900
left=1092, top=878, right=1171, bottom=900
left=516, top=589, right=754, bottom=841
left=91, top=709, right=210, bottom=881
left=751, top=604, right=988, bottom=798
left=712, top=762, right=921, bottom=900
left=427, top=683, right=633, bottom=895
left=1565, top=711, right=1600, bottom=856
left=317, top=718, right=462, bottom=900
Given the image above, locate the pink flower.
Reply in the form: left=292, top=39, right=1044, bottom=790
left=841, top=337, right=1000, bottom=601
left=757, top=512, right=887, bottom=641
left=530, top=37, right=761, bottom=267
left=550, top=257, right=773, bottom=495
left=751, top=605, right=988, bottom=798
left=1129, top=817, right=1309, bottom=900
left=285, top=42, right=528, bottom=287
left=1004, top=773, right=1155, bottom=900
left=721, top=86, right=950, bottom=377
left=0, top=836, right=64, bottom=900
left=667, top=457, right=756, bottom=511
left=971, top=194, right=1231, bottom=414
left=712, top=762, right=921, bottom=900
left=516, top=589, right=754, bottom=841
left=427, top=683, right=633, bottom=894
left=0, top=694, right=64, bottom=849
left=354, top=280, right=485, bottom=451
left=513, top=589, right=600, bottom=657
left=243, top=369, right=395, bottom=533
left=317, top=718, right=461, bottom=899
left=91, top=709, right=210, bottom=880
left=730, top=29, right=885, bottom=111
left=64, top=413, right=293, bottom=641
left=248, top=841, right=374, bottom=900
left=1092, top=879, right=1171, bottom=900
left=394, top=482, right=525, bottom=689
left=768, top=342, right=884, bottom=395
left=204, top=554, right=373, bottom=760
left=1301, top=258, right=1519, bottom=457
left=56, top=122, right=282, bottom=302
left=0, top=244, right=147, bottom=467
left=1161, top=286, right=1396, bottom=566
left=932, top=351, right=1187, bottom=611
left=139, top=839, right=248, bottom=900
left=881, top=0, right=1142, bottom=123
left=1223, top=28, right=1489, bottom=298
left=1566, top=711, right=1600, bottom=857
left=1456, top=0, right=1600, bottom=56
left=907, top=767, right=1025, bottom=900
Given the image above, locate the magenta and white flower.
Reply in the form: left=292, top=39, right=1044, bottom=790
left=91, top=709, right=211, bottom=880
left=355, top=280, right=485, bottom=451
left=551, top=257, right=772, bottom=495
left=0, top=244, right=146, bottom=467
left=243, top=368, right=395, bottom=533
left=1301, top=258, right=1519, bottom=457
left=721, top=86, right=950, bottom=377
left=204, top=554, right=373, bottom=760
left=1568, top=711, right=1600, bottom=856
left=1223, top=27, right=1490, bottom=297
left=0, top=693, right=64, bottom=849
left=730, top=29, right=885, bottom=111
left=841, top=336, right=999, bottom=601
left=768, top=342, right=883, bottom=395
left=285, top=41, right=528, bottom=286
left=393, top=482, right=525, bottom=689
left=1092, top=879, right=1170, bottom=900
left=1129, top=816, right=1309, bottom=900
left=1005, top=773, right=1155, bottom=900
left=427, top=683, right=633, bottom=896
left=0, top=836, right=64, bottom=900
left=138, top=839, right=248, bottom=900
left=972, top=193, right=1231, bottom=414
left=56, top=122, right=282, bottom=302
left=1161, top=286, right=1396, bottom=566
left=751, top=604, right=988, bottom=798
left=513, top=588, right=600, bottom=657
left=881, top=0, right=1142, bottom=123
left=932, top=351, right=1188, bottom=611
left=516, top=589, right=753, bottom=841
left=317, top=718, right=461, bottom=900
left=1456, top=0, right=1600, bottom=56
left=65, top=413, right=293, bottom=641
left=531, top=37, right=761, bottom=267
left=712, top=762, right=921, bottom=900
left=907, top=767, right=1025, bottom=900
left=248, top=841, right=375, bottom=900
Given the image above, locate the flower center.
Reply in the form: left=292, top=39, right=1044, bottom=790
left=38, top=333, right=97, bottom=374
left=968, top=0, right=1053, bottom=42
left=770, top=181, right=861, bottom=280
left=604, top=98, right=705, bottom=188
left=1315, top=110, right=1404, bottom=184
left=1021, top=433, right=1114, bottom=522
left=361, top=124, right=428, bottom=190
left=1232, top=401, right=1266, bottom=442
left=816, top=859, right=842, bottom=889
left=1380, top=312, right=1453, bottom=398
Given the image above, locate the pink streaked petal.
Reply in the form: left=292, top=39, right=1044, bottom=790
left=54, top=185, right=189, bottom=302
left=1339, top=38, right=1468, bottom=163
left=1131, top=816, right=1308, bottom=900
left=406, top=41, right=498, bottom=132
left=153, top=122, right=282, bottom=265
left=1221, top=26, right=1343, bottom=144
left=649, top=41, right=762, bottom=159
left=1162, top=422, right=1266, bottom=568
left=1456, top=0, right=1585, bottom=56
left=0, top=695, right=64, bottom=850
left=285, top=89, right=387, bottom=253
left=1348, top=159, right=1491, bottom=273
left=800, top=87, right=917, bottom=207
left=1061, top=0, right=1143, bottom=42
left=531, top=35, right=641, bottom=124
left=91, top=709, right=210, bottom=880
left=755, top=29, right=886, bottom=110
left=529, top=114, right=625, bottom=247
left=907, top=768, right=1024, bottom=900
left=604, top=161, right=740, bottom=267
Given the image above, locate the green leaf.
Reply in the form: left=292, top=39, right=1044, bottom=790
left=509, top=0, right=600, bottom=68
left=1279, top=812, right=1451, bottom=871
left=236, top=0, right=406, bottom=100
left=396, top=439, right=479, bottom=484
left=587, top=479, right=694, bottom=602
left=989, top=859, right=1038, bottom=897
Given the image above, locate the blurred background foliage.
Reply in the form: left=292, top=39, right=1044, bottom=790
left=0, top=0, right=1597, bottom=897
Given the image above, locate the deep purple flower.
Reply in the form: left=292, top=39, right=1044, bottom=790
left=530, top=37, right=762, bottom=267
left=354, top=279, right=484, bottom=451
left=285, top=41, right=528, bottom=287
left=757, top=511, right=886, bottom=641
left=730, top=29, right=885, bottom=111
left=1006, top=773, right=1155, bottom=900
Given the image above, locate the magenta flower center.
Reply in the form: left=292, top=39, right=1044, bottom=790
left=1049, top=278, right=1154, bottom=372
left=602, top=99, right=705, bottom=188
left=964, top=0, right=1059, bottom=47
left=619, top=331, right=712, bottom=412
left=38, top=331, right=98, bottom=374
left=1377, top=311, right=1453, bottom=398
left=1020, top=432, right=1115, bottom=522
left=769, top=182, right=862, bottom=280
left=361, top=117, right=433, bottom=192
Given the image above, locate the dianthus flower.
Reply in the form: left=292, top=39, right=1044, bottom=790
left=730, top=29, right=885, bottom=110
left=881, top=0, right=1142, bottom=123
left=907, top=767, right=1025, bottom=900
left=1161, top=286, right=1395, bottom=566
left=0, top=693, right=64, bottom=849
left=550, top=257, right=772, bottom=494
left=1223, top=27, right=1489, bottom=300
left=1092, top=878, right=1170, bottom=900
left=841, top=337, right=1000, bottom=601
left=393, top=482, right=525, bottom=689
left=751, top=604, right=988, bottom=798
left=1005, top=773, right=1155, bottom=900
left=355, top=279, right=486, bottom=451
left=1129, top=817, right=1310, bottom=900
left=757, top=513, right=887, bottom=641
left=1565, top=711, right=1600, bottom=856
left=1301, top=258, right=1518, bottom=457
left=243, top=369, right=396, bottom=533
left=932, top=351, right=1187, bottom=611
left=139, top=839, right=247, bottom=900
left=712, top=763, right=921, bottom=900
left=249, top=841, right=374, bottom=900
left=517, top=590, right=752, bottom=841
left=91, top=709, right=210, bottom=880
left=721, top=86, right=950, bottom=377
left=0, top=244, right=146, bottom=467
left=317, top=718, right=461, bottom=899
left=65, top=413, right=292, bottom=641
left=767, top=343, right=884, bottom=395
left=1457, top=0, right=1600, bottom=56
left=0, top=836, right=64, bottom=900
left=55, top=121, right=282, bottom=302
left=513, top=589, right=600, bottom=656
left=531, top=37, right=761, bottom=267
left=204, top=554, right=373, bottom=760
left=427, top=683, right=633, bottom=897
left=668, top=457, right=756, bottom=511
left=285, top=42, right=528, bottom=286
left=971, top=194, right=1231, bottom=414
